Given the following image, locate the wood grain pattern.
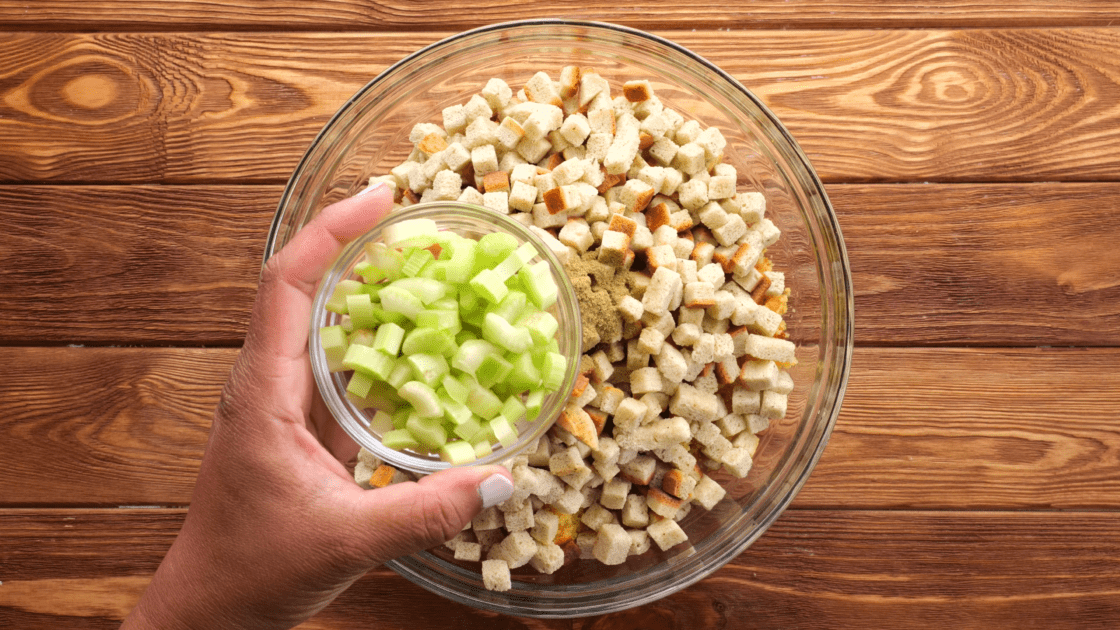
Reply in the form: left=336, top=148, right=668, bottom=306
left=2, top=509, right=1118, bottom=628
left=4, top=30, right=1120, bottom=184
left=3, top=346, right=1118, bottom=509
left=3, top=183, right=1117, bottom=346
left=1, top=1, right=1118, bottom=30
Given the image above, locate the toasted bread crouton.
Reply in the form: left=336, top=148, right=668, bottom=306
left=367, top=464, right=399, bottom=489
left=623, top=79, right=654, bottom=102
left=661, top=468, right=698, bottom=500
left=481, top=170, right=510, bottom=193
left=647, top=517, right=689, bottom=551
left=559, top=65, right=582, bottom=99
left=593, top=523, right=632, bottom=565
left=481, top=559, right=511, bottom=591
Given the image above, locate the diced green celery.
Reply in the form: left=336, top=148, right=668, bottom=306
left=347, top=328, right=375, bottom=347
left=441, top=396, right=473, bottom=426
left=473, top=440, right=493, bottom=459
left=471, top=423, right=495, bottom=446
left=398, top=381, right=443, bottom=418
left=361, top=380, right=404, bottom=413
left=446, top=238, right=478, bottom=283
left=353, top=260, right=375, bottom=281
left=440, top=440, right=477, bottom=465
left=441, top=373, right=469, bottom=404
left=519, top=311, right=558, bottom=345
left=342, top=344, right=394, bottom=380
left=525, top=389, right=546, bottom=422
left=430, top=296, right=459, bottom=312
left=490, top=291, right=527, bottom=323
left=319, top=325, right=349, bottom=372
left=346, top=293, right=378, bottom=329
left=481, top=312, right=531, bottom=354
left=416, top=309, right=461, bottom=334
left=346, top=371, right=375, bottom=398
left=421, top=260, right=448, bottom=281
left=384, top=218, right=439, bottom=246
left=459, top=284, right=481, bottom=313
left=326, top=279, right=364, bottom=314
left=475, top=232, right=519, bottom=272
left=406, top=414, right=447, bottom=450
left=466, top=381, right=503, bottom=420
left=501, top=396, right=527, bottom=423
left=382, top=428, right=421, bottom=451
left=470, top=269, right=509, bottom=304
left=475, top=353, right=513, bottom=389
left=489, top=415, right=518, bottom=448
left=339, top=316, right=354, bottom=333
left=364, top=242, right=405, bottom=281
left=541, top=352, right=568, bottom=390
left=402, top=327, right=455, bottom=357
left=491, top=241, right=538, bottom=281
left=370, top=323, right=402, bottom=356
left=518, top=260, right=558, bottom=309
left=506, top=352, right=542, bottom=393
left=369, top=409, right=394, bottom=434
left=407, top=353, right=449, bottom=388
left=392, top=277, right=449, bottom=304
left=401, top=248, right=434, bottom=277
left=391, top=408, right=411, bottom=430
left=455, top=329, right=479, bottom=345
left=453, top=416, right=483, bottom=441
left=452, top=339, right=500, bottom=377
left=372, top=307, right=409, bottom=327
left=386, top=360, right=412, bottom=390
left=379, top=286, right=423, bottom=320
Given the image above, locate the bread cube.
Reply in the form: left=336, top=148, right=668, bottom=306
left=691, top=474, right=727, bottom=510
left=529, top=542, right=566, bottom=574
left=481, top=559, right=512, bottom=591
left=593, top=523, right=632, bottom=565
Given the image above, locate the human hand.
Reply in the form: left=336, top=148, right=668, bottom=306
left=121, top=183, right=515, bottom=630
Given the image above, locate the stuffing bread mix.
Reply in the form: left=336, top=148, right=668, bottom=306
left=350, top=67, right=795, bottom=590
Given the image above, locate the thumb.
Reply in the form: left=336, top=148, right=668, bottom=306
left=355, top=465, right=514, bottom=563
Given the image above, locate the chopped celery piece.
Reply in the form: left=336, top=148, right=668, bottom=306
left=459, top=284, right=481, bottom=313
left=466, top=381, right=503, bottom=420
left=401, top=248, right=434, bottom=278
left=482, top=312, right=531, bottom=354
left=416, top=309, right=461, bottom=333
left=475, top=353, right=513, bottom=389
left=422, top=260, right=449, bottom=281
left=489, top=415, right=518, bottom=448
left=372, top=322, right=405, bottom=356
left=382, top=428, right=421, bottom=451
left=471, top=423, right=495, bottom=446
left=379, top=286, right=424, bottom=320
left=525, top=389, right=546, bottom=422
left=470, top=269, right=509, bottom=304
left=519, top=311, right=558, bottom=345
left=453, top=416, right=483, bottom=441
left=386, top=360, right=412, bottom=390
left=518, top=260, right=558, bottom=309
left=326, top=279, right=364, bottom=314
left=402, top=327, right=455, bottom=357
left=346, top=293, right=378, bottom=329
left=384, top=218, right=438, bottom=246
left=473, top=440, right=493, bottom=459
left=319, top=325, right=349, bottom=372
left=342, top=344, right=394, bottom=380
left=475, top=232, right=519, bottom=272
left=360, top=381, right=403, bottom=413
left=440, top=440, right=477, bottom=465
left=406, top=414, right=447, bottom=450
left=501, top=396, right=527, bottom=423
left=540, top=352, right=568, bottom=390
left=441, top=396, right=473, bottom=426
left=364, top=242, right=406, bottom=281
left=369, top=409, right=394, bottom=434
left=491, top=241, right=538, bottom=281
left=446, top=238, right=478, bottom=283
left=506, top=352, right=542, bottom=393
left=455, top=329, right=479, bottom=345
left=391, top=408, right=410, bottom=430
left=452, top=339, right=500, bottom=376
left=491, top=291, right=527, bottom=324
left=339, top=316, right=354, bottom=333
left=398, top=381, right=442, bottom=418
left=392, top=277, right=449, bottom=304
left=430, top=297, right=459, bottom=312
left=347, top=328, right=375, bottom=347
left=407, top=353, right=449, bottom=388
left=346, top=370, right=375, bottom=398
left=441, top=374, right=469, bottom=404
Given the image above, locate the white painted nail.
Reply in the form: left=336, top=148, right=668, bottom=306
left=356, top=181, right=387, bottom=196
left=477, top=473, right=514, bottom=508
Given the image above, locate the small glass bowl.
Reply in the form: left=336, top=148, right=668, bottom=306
left=308, top=201, right=582, bottom=475
left=269, top=18, right=853, bottom=620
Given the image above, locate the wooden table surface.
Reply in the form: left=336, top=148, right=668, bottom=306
left=3, top=3, right=1120, bottom=628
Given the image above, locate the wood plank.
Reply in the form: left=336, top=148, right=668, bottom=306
left=3, top=30, right=1120, bottom=184
left=1, top=1, right=1118, bottom=31
left=3, top=347, right=1119, bottom=509
left=3, top=183, right=1117, bottom=346
left=2, top=509, right=1118, bottom=628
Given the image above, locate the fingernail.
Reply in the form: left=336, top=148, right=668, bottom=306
left=357, top=181, right=387, bottom=196
left=477, top=473, right=514, bottom=508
